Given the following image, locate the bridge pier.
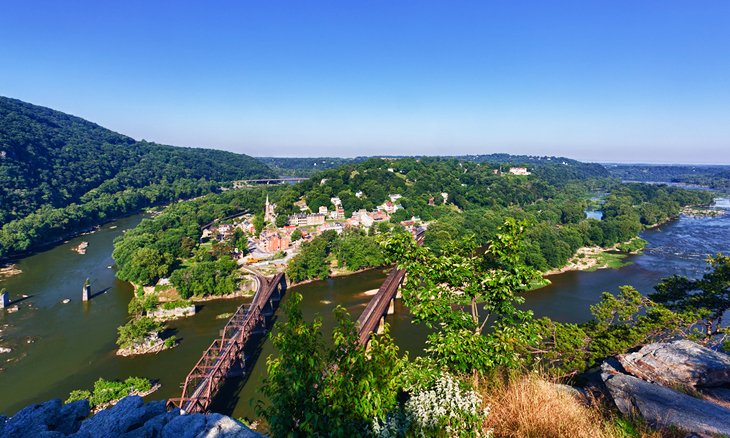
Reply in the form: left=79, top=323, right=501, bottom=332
left=82, top=280, right=91, bottom=302
left=387, top=297, right=395, bottom=315
left=0, top=290, right=8, bottom=308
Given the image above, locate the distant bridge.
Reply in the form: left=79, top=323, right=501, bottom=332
left=356, top=229, right=425, bottom=346
left=168, top=273, right=286, bottom=414
left=232, top=177, right=307, bottom=187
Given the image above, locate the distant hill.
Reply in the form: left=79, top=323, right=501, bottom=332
left=259, top=154, right=609, bottom=184
left=0, top=96, right=274, bottom=257
left=605, top=163, right=730, bottom=192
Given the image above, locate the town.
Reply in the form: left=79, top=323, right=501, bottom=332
left=201, top=192, right=422, bottom=274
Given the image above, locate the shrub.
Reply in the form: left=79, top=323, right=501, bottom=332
left=116, top=317, right=163, bottom=348
left=404, top=373, right=486, bottom=437
left=66, top=377, right=153, bottom=408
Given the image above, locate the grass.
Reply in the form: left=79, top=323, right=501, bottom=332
left=478, top=372, right=662, bottom=438
left=588, top=251, right=633, bottom=271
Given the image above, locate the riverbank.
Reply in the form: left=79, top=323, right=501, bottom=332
left=287, top=265, right=386, bottom=288
left=542, top=238, right=646, bottom=278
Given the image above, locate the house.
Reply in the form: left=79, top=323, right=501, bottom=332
left=318, top=222, right=344, bottom=234
left=352, top=209, right=374, bottom=227
left=330, top=197, right=342, bottom=207
left=329, top=206, right=345, bottom=220
left=388, top=194, right=402, bottom=202
left=319, top=206, right=329, bottom=215
left=355, top=191, right=364, bottom=198
left=261, top=231, right=291, bottom=253
left=288, top=213, right=326, bottom=227
left=508, top=167, right=531, bottom=175
left=370, top=211, right=389, bottom=222
left=378, top=200, right=400, bottom=214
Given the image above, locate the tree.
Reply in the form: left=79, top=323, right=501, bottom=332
left=252, top=213, right=265, bottom=235
left=529, top=286, right=696, bottom=376
left=118, top=247, right=170, bottom=285
left=290, top=228, right=302, bottom=241
left=258, top=293, right=403, bottom=436
left=651, top=253, right=730, bottom=339
left=383, top=218, right=539, bottom=380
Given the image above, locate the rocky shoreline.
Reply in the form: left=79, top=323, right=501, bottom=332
left=0, top=395, right=263, bottom=437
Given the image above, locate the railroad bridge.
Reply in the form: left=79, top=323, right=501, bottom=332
left=168, top=273, right=286, bottom=414
left=356, top=228, right=425, bottom=346
left=168, top=229, right=423, bottom=413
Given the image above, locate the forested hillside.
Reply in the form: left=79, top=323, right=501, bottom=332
left=606, top=163, right=730, bottom=192
left=258, top=154, right=609, bottom=184
left=0, top=96, right=274, bottom=258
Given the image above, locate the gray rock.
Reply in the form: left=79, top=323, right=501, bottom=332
left=160, top=412, right=263, bottom=438
left=603, top=369, right=730, bottom=436
left=161, top=413, right=208, bottom=438
left=55, top=399, right=90, bottom=434
left=618, top=340, right=730, bottom=388
left=120, top=408, right=179, bottom=438
left=75, top=396, right=149, bottom=437
left=3, top=399, right=63, bottom=437
left=199, top=414, right=264, bottom=437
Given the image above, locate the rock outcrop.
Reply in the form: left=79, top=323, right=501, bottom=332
left=0, top=396, right=263, bottom=437
left=601, top=341, right=730, bottom=436
left=602, top=361, right=730, bottom=436
left=617, top=340, right=730, bottom=388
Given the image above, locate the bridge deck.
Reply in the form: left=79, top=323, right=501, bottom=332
left=356, top=229, right=425, bottom=346
left=168, top=272, right=285, bottom=413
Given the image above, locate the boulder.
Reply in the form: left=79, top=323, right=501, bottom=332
left=55, top=399, right=90, bottom=434
left=161, top=412, right=264, bottom=438
left=2, top=399, right=63, bottom=437
left=602, top=364, right=730, bottom=436
left=3, top=396, right=263, bottom=437
left=74, top=396, right=150, bottom=436
left=618, top=340, right=730, bottom=388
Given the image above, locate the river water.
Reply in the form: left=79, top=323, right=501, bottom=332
left=1, top=199, right=728, bottom=420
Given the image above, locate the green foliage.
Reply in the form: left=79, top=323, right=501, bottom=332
left=170, top=256, right=238, bottom=298
left=530, top=286, right=697, bottom=375
left=66, top=377, right=153, bottom=408
left=164, top=336, right=177, bottom=349
left=421, top=181, right=710, bottom=272
left=65, top=390, right=92, bottom=404
left=290, top=228, right=302, bottom=241
left=332, top=230, right=385, bottom=271
left=232, top=228, right=249, bottom=255
left=286, top=231, right=338, bottom=283
left=650, top=253, right=730, bottom=338
left=258, top=293, right=404, bottom=436
left=116, top=316, right=163, bottom=348
left=0, top=96, right=275, bottom=258
left=384, top=218, right=539, bottom=375
left=160, top=299, right=193, bottom=310
left=127, top=294, right=159, bottom=317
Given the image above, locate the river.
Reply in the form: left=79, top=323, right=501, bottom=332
left=1, top=198, right=728, bottom=420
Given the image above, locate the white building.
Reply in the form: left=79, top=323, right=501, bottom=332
left=508, top=167, right=531, bottom=175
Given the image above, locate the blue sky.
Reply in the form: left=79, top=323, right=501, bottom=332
left=1, top=1, right=729, bottom=163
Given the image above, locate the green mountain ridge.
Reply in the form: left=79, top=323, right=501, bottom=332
left=0, top=96, right=275, bottom=258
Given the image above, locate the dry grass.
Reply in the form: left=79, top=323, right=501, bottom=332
left=479, top=372, right=661, bottom=438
